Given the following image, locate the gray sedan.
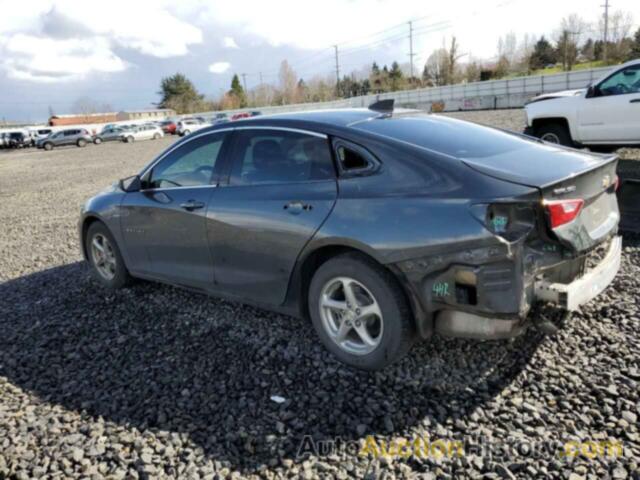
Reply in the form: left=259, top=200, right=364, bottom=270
left=79, top=102, right=621, bottom=370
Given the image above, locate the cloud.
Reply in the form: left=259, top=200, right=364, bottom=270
left=209, top=61, right=231, bottom=74
left=2, top=34, right=126, bottom=82
left=0, top=0, right=203, bottom=81
left=222, top=36, right=238, bottom=48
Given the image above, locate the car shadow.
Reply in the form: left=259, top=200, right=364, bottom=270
left=0, top=262, right=545, bottom=474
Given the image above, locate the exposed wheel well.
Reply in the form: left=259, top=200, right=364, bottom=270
left=294, top=245, right=426, bottom=334
left=531, top=117, right=570, bottom=134
left=81, top=216, right=102, bottom=260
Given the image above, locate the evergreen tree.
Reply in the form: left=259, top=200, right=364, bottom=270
left=529, top=36, right=557, bottom=70
left=229, top=74, right=247, bottom=107
left=158, top=73, right=206, bottom=114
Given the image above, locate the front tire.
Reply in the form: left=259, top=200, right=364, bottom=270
left=126, top=135, right=134, bottom=143
left=93, top=137, right=102, bottom=145
left=43, top=142, right=53, bottom=151
left=308, top=253, right=415, bottom=370
left=77, top=139, right=87, bottom=147
left=153, top=133, right=161, bottom=140
left=86, top=222, right=131, bottom=289
left=536, top=123, right=573, bottom=147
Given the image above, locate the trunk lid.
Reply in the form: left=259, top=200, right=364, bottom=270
left=463, top=147, right=619, bottom=252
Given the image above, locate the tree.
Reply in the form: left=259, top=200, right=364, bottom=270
left=581, top=38, right=596, bottom=62
left=529, top=36, right=557, bottom=70
left=554, top=14, right=585, bottom=71
left=158, top=73, right=207, bottom=114
left=278, top=60, right=298, bottom=104
left=599, top=10, right=634, bottom=63
left=71, top=97, right=113, bottom=117
left=447, top=37, right=464, bottom=84
left=630, top=27, right=640, bottom=60
left=388, top=61, right=404, bottom=91
left=228, top=74, right=247, bottom=107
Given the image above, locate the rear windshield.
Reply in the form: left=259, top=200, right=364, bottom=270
left=354, top=115, right=531, bottom=159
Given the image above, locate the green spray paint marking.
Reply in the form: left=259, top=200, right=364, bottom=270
left=432, top=282, right=450, bottom=297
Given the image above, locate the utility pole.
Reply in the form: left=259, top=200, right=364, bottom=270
left=408, top=21, right=415, bottom=81
left=334, top=45, right=340, bottom=95
left=241, top=73, right=248, bottom=93
left=602, top=0, right=610, bottom=63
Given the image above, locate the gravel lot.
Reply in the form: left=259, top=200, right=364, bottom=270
left=1, top=111, right=639, bottom=479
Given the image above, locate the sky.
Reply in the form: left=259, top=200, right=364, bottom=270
left=0, top=0, right=638, bottom=122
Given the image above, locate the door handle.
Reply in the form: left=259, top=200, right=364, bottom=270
left=180, top=200, right=205, bottom=211
left=283, top=201, right=313, bottom=213
left=630, top=98, right=640, bottom=103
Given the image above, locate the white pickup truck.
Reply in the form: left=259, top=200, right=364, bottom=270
left=524, top=59, right=640, bottom=152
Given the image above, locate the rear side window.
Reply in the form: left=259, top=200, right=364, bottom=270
left=355, top=115, right=530, bottom=159
left=337, top=145, right=369, bottom=170
left=229, top=129, right=335, bottom=185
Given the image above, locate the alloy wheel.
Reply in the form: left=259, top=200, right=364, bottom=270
left=91, top=233, right=117, bottom=281
left=541, top=132, right=560, bottom=144
left=319, top=276, right=384, bottom=355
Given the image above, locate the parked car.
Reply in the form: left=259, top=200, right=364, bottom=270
left=7, top=131, right=30, bottom=148
left=79, top=101, right=621, bottom=370
left=250, top=111, right=262, bottom=117
left=176, top=118, right=208, bottom=136
left=524, top=59, right=640, bottom=151
left=121, top=124, right=164, bottom=143
left=0, top=132, right=7, bottom=148
left=231, top=112, right=251, bottom=121
left=93, top=126, right=127, bottom=144
left=34, top=128, right=53, bottom=140
left=159, top=120, right=177, bottom=135
left=36, top=128, right=92, bottom=150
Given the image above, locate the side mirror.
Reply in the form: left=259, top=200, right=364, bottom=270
left=586, top=85, right=598, bottom=98
left=119, top=175, right=141, bottom=192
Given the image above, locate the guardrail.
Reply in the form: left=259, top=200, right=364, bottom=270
left=196, top=65, right=615, bottom=118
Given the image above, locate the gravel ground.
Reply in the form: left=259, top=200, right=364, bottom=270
left=0, top=113, right=639, bottom=479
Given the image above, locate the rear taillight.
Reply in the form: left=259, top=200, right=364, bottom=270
left=544, top=199, right=584, bottom=229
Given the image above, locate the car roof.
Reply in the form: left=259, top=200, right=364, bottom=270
left=255, top=108, right=381, bottom=127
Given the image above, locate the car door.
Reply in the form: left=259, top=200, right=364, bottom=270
left=119, top=130, right=231, bottom=289
left=578, top=64, right=640, bottom=143
left=206, top=127, right=338, bottom=305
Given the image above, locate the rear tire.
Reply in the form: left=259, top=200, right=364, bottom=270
left=153, top=133, right=160, bottom=140
left=126, top=136, right=134, bottom=143
left=77, top=139, right=87, bottom=147
left=308, top=253, right=415, bottom=370
left=86, top=222, right=131, bottom=290
left=535, top=123, right=573, bottom=147
left=43, top=142, right=53, bottom=151
left=93, top=137, right=102, bottom=145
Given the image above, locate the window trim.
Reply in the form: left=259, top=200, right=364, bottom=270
left=223, top=126, right=335, bottom=187
left=331, top=138, right=380, bottom=178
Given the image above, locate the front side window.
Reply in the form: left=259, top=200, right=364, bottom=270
left=598, top=65, right=640, bottom=96
left=147, top=132, right=227, bottom=189
left=230, top=129, right=334, bottom=185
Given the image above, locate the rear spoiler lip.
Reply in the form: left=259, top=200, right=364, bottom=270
left=461, top=153, right=618, bottom=191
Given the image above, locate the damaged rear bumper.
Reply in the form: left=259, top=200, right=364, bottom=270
left=534, top=235, right=621, bottom=311
left=398, top=236, right=622, bottom=341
